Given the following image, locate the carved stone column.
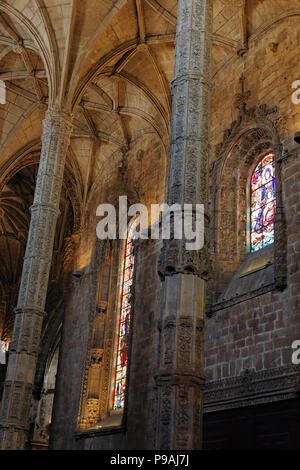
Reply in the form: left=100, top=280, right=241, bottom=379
left=0, top=109, right=73, bottom=450
left=155, top=0, right=213, bottom=450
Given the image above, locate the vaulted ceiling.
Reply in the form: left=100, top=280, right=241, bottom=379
left=1, top=0, right=300, bottom=173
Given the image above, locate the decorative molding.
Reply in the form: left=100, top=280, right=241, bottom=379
left=214, top=103, right=281, bottom=163
left=209, top=282, right=276, bottom=316
left=204, top=365, right=300, bottom=412
left=158, top=230, right=210, bottom=281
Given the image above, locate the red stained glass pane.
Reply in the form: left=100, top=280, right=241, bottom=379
left=261, top=152, right=273, bottom=168
left=251, top=169, right=262, bottom=192
left=251, top=231, right=263, bottom=252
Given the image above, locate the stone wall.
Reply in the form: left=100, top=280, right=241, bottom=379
left=50, top=14, right=300, bottom=449
left=210, top=17, right=300, bottom=149
left=204, top=142, right=300, bottom=387
left=204, top=16, right=300, bottom=406
left=50, top=131, right=166, bottom=449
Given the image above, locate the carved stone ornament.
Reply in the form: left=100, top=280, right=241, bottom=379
left=214, top=103, right=282, bottom=161
left=204, top=365, right=300, bottom=412
left=91, top=348, right=104, bottom=365
left=158, top=237, right=211, bottom=281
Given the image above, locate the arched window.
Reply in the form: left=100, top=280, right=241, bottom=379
left=112, top=219, right=137, bottom=409
left=250, top=152, right=276, bottom=252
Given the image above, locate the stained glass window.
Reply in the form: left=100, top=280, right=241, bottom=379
left=113, top=219, right=136, bottom=409
left=250, top=152, right=276, bottom=252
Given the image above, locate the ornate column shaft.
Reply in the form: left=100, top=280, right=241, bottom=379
left=0, top=109, right=73, bottom=450
left=155, top=0, right=213, bottom=450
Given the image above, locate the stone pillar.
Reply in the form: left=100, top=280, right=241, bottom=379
left=155, top=0, right=213, bottom=450
left=0, top=108, right=73, bottom=450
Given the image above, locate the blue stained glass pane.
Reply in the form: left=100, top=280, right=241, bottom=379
left=262, top=223, right=275, bottom=248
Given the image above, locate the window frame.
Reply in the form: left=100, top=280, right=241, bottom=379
left=110, top=217, right=137, bottom=412
left=248, top=151, right=276, bottom=253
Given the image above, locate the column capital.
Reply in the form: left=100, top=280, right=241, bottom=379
left=158, top=239, right=210, bottom=280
